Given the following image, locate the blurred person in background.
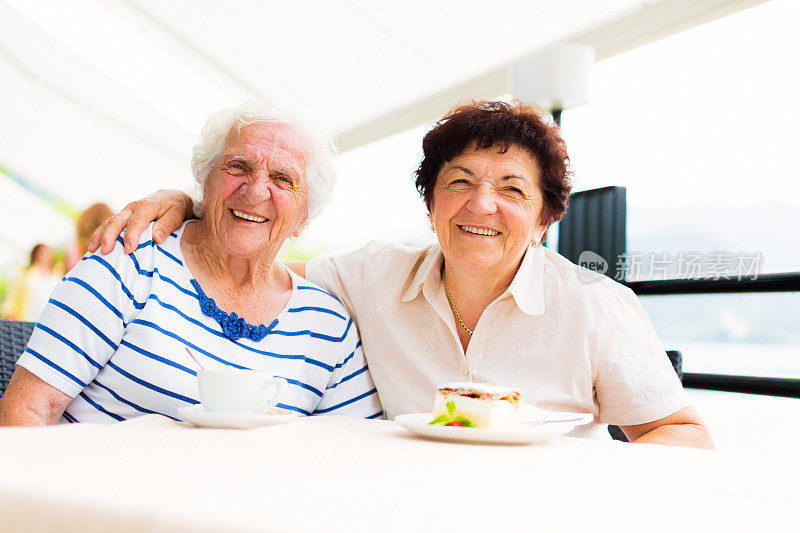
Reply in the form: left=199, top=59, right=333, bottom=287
left=1, top=244, right=59, bottom=322
left=64, top=203, right=115, bottom=272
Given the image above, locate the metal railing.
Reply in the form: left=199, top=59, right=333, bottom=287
left=625, top=272, right=800, bottom=295
left=625, top=272, right=800, bottom=399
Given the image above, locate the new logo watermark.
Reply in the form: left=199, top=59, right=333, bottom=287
left=577, top=250, right=608, bottom=283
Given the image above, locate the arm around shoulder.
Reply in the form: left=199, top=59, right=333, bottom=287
left=89, top=189, right=194, bottom=254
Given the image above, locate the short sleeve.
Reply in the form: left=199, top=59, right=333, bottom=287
left=593, top=286, right=689, bottom=426
left=312, top=318, right=384, bottom=419
left=16, top=227, right=156, bottom=397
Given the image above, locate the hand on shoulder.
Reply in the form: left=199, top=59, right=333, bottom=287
left=88, top=189, right=194, bottom=256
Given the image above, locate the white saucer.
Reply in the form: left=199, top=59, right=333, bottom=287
left=178, top=404, right=299, bottom=429
left=395, top=411, right=593, bottom=445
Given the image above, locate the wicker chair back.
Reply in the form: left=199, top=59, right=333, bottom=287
left=0, top=319, right=36, bottom=397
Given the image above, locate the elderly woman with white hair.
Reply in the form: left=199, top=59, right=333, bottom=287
left=0, top=101, right=383, bottom=425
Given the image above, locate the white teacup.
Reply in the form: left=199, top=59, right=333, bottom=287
left=197, top=369, right=287, bottom=415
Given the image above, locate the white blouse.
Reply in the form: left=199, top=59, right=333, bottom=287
left=307, top=240, right=688, bottom=439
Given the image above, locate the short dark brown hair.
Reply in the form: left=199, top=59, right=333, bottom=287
left=415, top=100, right=572, bottom=227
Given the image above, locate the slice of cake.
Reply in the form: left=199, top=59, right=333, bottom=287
left=430, top=382, right=522, bottom=429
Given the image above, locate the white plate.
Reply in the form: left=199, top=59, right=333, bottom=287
left=395, top=411, right=593, bottom=445
left=178, top=405, right=299, bottom=429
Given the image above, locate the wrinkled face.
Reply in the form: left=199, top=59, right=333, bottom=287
left=202, top=122, right=309, bottom=258
left=429, top=143, right=548, bottom=273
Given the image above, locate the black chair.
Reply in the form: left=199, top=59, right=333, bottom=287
left=557, top=186, right=627, bottom=281
left=0, top=319, right=36, bottom=398
left=608, top=350, right=683, bottom=442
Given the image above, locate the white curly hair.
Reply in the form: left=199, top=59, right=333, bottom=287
left=190, top=99, right=337, bottom=222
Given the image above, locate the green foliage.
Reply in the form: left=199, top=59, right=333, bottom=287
left=277, top=239, right=328, bottom=262
left=0, top=275, right=8, bottom=303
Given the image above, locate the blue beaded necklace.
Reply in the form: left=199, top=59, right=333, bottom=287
left=191, top=279, right=277, bottom=342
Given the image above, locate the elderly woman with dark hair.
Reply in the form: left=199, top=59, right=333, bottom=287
left=85, top=100, right=712, bottom=447
left=0, top=100, right=382, bottom=425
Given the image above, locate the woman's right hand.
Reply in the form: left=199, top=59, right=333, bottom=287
left=88, top=189, right=194, bottom=255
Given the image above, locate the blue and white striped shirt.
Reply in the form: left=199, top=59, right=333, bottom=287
left=17, top=222, right=383, bottom=423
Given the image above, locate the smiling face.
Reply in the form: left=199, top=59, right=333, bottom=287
left=429, top=143, right=548, bottom=274
left=201, top=122, right=309, bottom=259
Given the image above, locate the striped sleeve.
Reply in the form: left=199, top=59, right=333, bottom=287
left=313, top=319, right=384, bottom=419
left=16, top=227, right=155, bottom=397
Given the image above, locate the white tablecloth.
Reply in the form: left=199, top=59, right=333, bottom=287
left=0, top=415, right=796, bottom=532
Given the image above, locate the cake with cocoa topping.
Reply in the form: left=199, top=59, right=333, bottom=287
left=430, top=382, right=522, bottom=429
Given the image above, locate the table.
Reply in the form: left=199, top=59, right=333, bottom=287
left=0, top=415, right=796, bottom=532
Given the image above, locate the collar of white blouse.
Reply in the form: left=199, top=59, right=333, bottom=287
left=399, top=242, right=546, bottom=317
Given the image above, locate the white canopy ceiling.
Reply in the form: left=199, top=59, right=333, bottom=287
left=0, top=0, right=766, bottom=264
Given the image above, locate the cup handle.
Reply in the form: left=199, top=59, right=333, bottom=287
left=260, top=378, right=287, bottom=414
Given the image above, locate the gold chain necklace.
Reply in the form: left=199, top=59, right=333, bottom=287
left=442, top=269, right=473, bottom=336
